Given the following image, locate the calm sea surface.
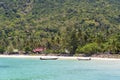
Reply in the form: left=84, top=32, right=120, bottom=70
left=0, top=58, right=120, bottom=80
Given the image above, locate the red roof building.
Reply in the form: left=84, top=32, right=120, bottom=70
left=33, top=47, right=46, bottom=53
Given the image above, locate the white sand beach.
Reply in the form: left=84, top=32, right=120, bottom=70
left=0, top=55, right=120, bottom=61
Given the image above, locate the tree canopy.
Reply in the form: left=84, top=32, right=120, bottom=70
left=0, top=0, right=120, bottom=55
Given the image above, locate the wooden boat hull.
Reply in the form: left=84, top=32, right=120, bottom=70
left=78, top=58, right=91, bottom=61
left=40, top=57, right=58, bottom=60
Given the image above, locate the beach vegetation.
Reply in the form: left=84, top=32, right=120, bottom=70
left=77, top=43, right=100, bottom=56
left=0, top=46, right=5, bottom=54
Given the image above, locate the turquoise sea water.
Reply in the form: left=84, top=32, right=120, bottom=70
left=0, top=58, right=120, bottom=80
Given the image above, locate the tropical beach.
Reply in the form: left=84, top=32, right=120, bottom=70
left=0, top=55, right=120, bottom=61
left=0, top=0, right=120, bottom=80
left=0, top=0, right=120, bottom=60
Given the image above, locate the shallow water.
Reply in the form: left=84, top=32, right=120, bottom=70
left=0, top=58, right=120, bottom=80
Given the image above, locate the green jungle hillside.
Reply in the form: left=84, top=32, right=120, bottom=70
left=0, top=0, right=120, bottom=55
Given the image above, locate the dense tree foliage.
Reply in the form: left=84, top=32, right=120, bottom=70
left=0, top=0, right=120, bottom=55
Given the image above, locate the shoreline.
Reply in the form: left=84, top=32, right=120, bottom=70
left=0, top=55, right=120, bottom=61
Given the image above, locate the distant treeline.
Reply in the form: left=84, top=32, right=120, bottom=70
left=0, top=0, right=120, bottom=55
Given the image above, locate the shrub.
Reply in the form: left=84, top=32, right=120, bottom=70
left=77, top=43, right=100, bottom=56
left=0, top=47, right=5, bottom=54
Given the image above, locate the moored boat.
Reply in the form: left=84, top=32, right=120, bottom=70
left=40, top=57, right=58, bottom=60
left=77, top=57, right=91, bottom=61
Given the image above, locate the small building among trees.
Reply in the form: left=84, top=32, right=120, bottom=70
left=33, top=47, right=46, bottom=53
